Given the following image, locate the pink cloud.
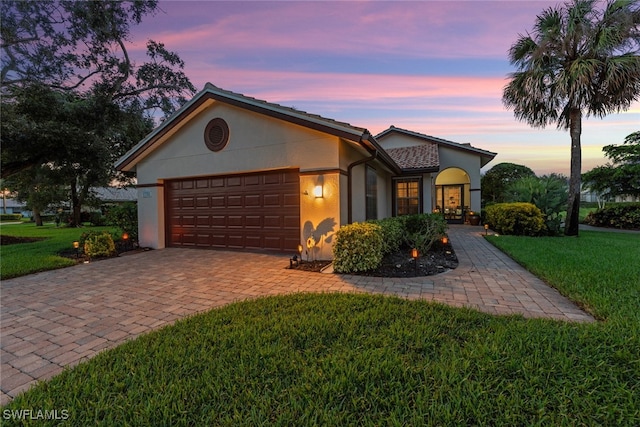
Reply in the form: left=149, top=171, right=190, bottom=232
left=132, top=1, right=561, bottom=60
left=184, top=66, right=507, bottom=101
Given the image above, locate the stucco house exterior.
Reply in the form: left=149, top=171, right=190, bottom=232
left=116, top=83, right=496, bottom=259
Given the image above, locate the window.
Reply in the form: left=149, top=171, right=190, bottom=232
left=395, top=178, right=421, bottom=216
left=365, top=165, right=377, bottom=220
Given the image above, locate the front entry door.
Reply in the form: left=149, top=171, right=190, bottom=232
left=438, top=185, right=464, bottom=223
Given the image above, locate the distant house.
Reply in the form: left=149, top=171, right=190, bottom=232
left=116, top=83, right=496, bottom=258
left=1, top=197, right=29, bottom=217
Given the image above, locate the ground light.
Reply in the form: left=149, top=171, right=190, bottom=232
left=411, top=248, right=419, bottom=275
left=73, top=241, right=79, bottom=259
left=122, top=232, right=129, bottom=251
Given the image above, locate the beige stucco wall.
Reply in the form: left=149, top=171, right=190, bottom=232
left=377, top=132, right=484, bottom=214
left=438, top=146, right=482, bottom=212
left=136, top=102, right=340, bottom=183
left=134, top=101, right=351, bottom=253
left=300, top=173, right=340, bottom=260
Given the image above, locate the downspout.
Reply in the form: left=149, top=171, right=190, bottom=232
left=347, top=150, right=377, bottom=224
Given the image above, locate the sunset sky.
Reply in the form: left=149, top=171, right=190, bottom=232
left=129, top=0, right=639, bottom=175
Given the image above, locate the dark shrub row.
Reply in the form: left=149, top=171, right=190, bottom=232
left=333, top=214, right=447, bottom=273
left=584, top=203, right=640, bottom=230
left=0, top=214, right=22, bottom=221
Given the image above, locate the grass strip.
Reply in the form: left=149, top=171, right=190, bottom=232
left=485, top=230, right=640, bottom=323
left=0, top=223, right=116, bottom=279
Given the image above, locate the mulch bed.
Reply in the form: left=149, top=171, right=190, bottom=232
left=288, top=240, right=458, bottom=277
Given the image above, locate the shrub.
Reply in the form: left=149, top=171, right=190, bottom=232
left=485, top=203, right=545, bottom=236
left=399, top=213, right=447, bottom=253
left=332, top=222, right=384, bottom=273
left=106, top=202, right=138, bottom=242
left=81, top=231, right=117, bottom=258
left=368, top=217, right=404, bottom=255
left=0, top=214, right=22, bottom=221
left=89, top=212, right=106, bottom=226
left=584, top=203, right=640, bottom=230
left=506, top=175, right=568, bottom=235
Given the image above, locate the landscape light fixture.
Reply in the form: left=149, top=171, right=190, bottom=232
left=442, top=236, right=448, bottom=245
left=484, top=224, right=489, bottom=235
left=411, top=248, right=419, bottom=275
left=73, top=241, right=80, bottom=259
left=122, top=232, right=129, bottom=251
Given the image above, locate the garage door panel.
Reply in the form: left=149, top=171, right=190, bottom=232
left=263, top=216, right=281, bottom=228
left=167, top=169, right=300, bottom=251
left=211, top=215, right=226, bottom=226
left=245, top=216, right=262, bottom=227
left=210, top=178, right=224, bottom=188
left=245, top=175, right=260, bottom=186
left=263, top=174, right=281, bottom=185
left=263, top=194, right=281, bottom=206
left=245, top=194, right=261, bottom=206
left=228, top=216, right=243, bottom=227
left=283, top=215, right=299, bottom=228
left=227, top=177, right=242, bottom=187
left=211, top=196, right=225, bottom=207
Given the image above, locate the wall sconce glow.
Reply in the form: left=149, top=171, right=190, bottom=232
left=313, top=185, right=323, bottom=198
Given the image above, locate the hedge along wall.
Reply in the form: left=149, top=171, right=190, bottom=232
left=485, top=202, right=545, bottom=236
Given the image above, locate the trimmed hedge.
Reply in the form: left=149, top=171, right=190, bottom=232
left=485, top=202, right=545, bottom=236
left=0, top=214, right=22, bottom=221
left=332, top=222, right=384, bottom=273
left=584, top=203, right=640, bottom=230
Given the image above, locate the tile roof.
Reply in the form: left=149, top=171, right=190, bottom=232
left=386, top=144, right=440, bottom=171
left=376, top=126, right=497, bottom=159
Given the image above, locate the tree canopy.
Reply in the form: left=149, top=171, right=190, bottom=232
left=481, top=162, right=537, bottom=204
left=1, top=0, right=196, bottom=179
left=1, top=0, right=196, bottom=225
left=583, top=131, right=640, bottom=200
left=502, top=0, right=640, bottom=236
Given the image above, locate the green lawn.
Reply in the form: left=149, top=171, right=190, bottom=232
left=0, top=222, right=117, bottom=279
left=486, top=230, right=640, bottom=322
left=1, top=231, right=638, bottom=425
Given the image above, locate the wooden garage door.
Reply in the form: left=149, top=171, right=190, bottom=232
left=166, top=169, right=300, bottom=251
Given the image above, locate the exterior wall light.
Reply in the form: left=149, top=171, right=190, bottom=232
left=313, top=185, right=323, bottom=198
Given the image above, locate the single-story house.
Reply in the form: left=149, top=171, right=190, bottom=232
left=116, top=83, right=496, bottom=259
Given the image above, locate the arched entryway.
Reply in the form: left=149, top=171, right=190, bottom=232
left=434, top=168, right=470, bottom=223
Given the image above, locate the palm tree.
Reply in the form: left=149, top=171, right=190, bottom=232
left=503, top=0, right=640, bottom=236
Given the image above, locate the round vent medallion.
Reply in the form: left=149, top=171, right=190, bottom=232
left=204, top=118, right=229, bottom=152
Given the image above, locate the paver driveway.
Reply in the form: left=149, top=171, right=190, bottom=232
left=0, top=225, right=593, bottom=405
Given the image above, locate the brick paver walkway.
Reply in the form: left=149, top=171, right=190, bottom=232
left=0, top=225, right=593, bottom=405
